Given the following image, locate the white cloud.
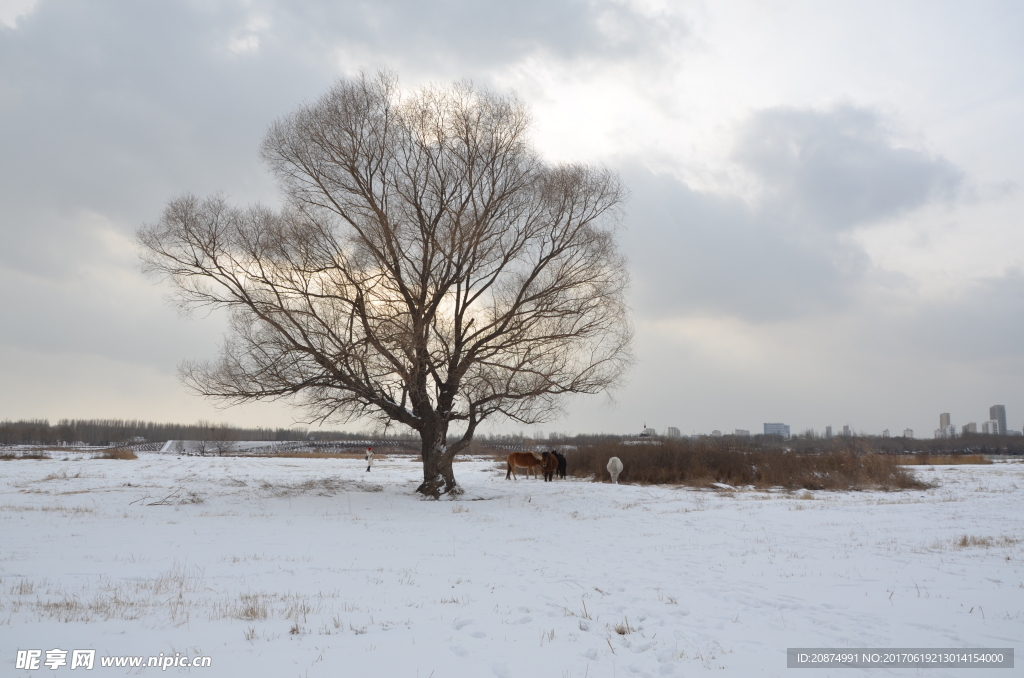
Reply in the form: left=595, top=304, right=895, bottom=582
left=0, top=0, right=38, bottom=28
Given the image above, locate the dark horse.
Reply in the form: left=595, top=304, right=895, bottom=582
left=553, top=451, right=567, bottom=479
left=541, top=451, right=558, bottom=481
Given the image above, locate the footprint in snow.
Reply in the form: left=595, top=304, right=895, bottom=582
left=491, top=664, right=512, bottom=678
left=452, top=619, right=473, bottom=630
left=450, top=645, right=469, bottom=657
left=471, top=631, right=487, bottom=638
left=515, top=616, right=532, bottom=624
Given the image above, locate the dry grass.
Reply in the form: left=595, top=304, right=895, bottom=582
left=0, top=504, right=93, bottom=514
left=40, top=468, right=84, bottom=481
left=4, top=565, right=352, bottom=627
left=613, top=617, right=635, bottom=635
left=566, top=441, right=927, bottom=491
left=0, top=451, right=49, bottom=460
left=258, top=476, right=383, bottom=497
left=235, top=594, right=270, bottom=621
left=94, top=448, right=138, bottom=460
left=894, top=454, right=992, bottom=465
left=956, top=535, right=1020, bottom=549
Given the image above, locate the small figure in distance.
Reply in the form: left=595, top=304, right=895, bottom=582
left=365, top=446, right=374, bottom=472
left=607, top=456, right=623, bottom=484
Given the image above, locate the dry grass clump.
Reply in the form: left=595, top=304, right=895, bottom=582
left=566, top=440, right=927, bottom=490
left=613, top=617, right=635, bottom=635
left=956, top=535, right=1020, bottom=549
left=894, top=454, right=991, bottom=465
left=41, top=468, right=83, bottom=481
left=94, top=447, right=138, bottom=460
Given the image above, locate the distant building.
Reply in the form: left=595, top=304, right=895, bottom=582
left=935, top=413, right=955, bottom=438
left=903, top=429, right=914, bottom=438
left=764, top=423, right=790, bottom=438
left=825, top=426, right=832, bottom=438
left=962, top=422, right=977, bottom=434
left=665, top=427, right=681, bottom=438
left=990, top=405, right=1007, bottom=435
left=734, top=429, right=750, bottom=437
left=842, top=425, right=851, bottom=437
left=882, top=429, right=890, bottom=437
left=982, top=420, right=1002, bottom=435
left=711, top=430, right=722, bottom=437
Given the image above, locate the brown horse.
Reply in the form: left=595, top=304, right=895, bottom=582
left=506, top=451, right=545, bottom=480
left=541, top=451, right=559, bottom=481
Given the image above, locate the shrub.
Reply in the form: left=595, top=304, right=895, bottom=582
left=894, top=454, right=991, bottom=465
left=565, top=439, right=926, bottom=490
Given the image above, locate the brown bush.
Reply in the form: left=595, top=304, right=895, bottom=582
left=894, top=454, right=991, bottom=466
left=565, top=439, right=926, bottom=490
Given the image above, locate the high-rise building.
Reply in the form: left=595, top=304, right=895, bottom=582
left=962, top=422, right=977, bottom=434
left=983, top=420, right=1002, bottom=435
left=665, top=427, right=681, bottom=438
left=734, top=429, right=750, bottom=437
left=939, top=413, right=951, bottom=428
left=711, top=430, right=723, bottom=437
left=882, top=429, right=890, bottom=437
left=903, top=428, right=914, bottom=438
left=842, top=425, right=851, bottom=437
left=989, top=405, right=1007, bottom=435
left=764, top=423, right=790, bottom=438
left=825, top=426, right=832, bottom=438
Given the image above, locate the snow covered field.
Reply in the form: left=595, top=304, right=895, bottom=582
left=2, top=454, right=1022, bottom=677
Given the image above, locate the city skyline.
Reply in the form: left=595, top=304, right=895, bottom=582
left=652, top=402, right=1016, bottom=439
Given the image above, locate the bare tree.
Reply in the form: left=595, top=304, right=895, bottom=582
left=138, top=72, right=633, bottom=497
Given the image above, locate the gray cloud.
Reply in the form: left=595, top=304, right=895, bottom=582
left=619, top=167, right=866, bottom=321
left=267, top=0, right=678, bottom=68
left=0, top=0, right=677, bottom=373
left=0, top=0, right=677, bottom=261
left=621, top=105, right=964, bottom=322
left=735, top=105, right=962, bottom=231
left=888, top=270, right=1024, bottom=362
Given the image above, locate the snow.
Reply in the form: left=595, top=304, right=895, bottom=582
left=2, top=455, right=1022, bottom=676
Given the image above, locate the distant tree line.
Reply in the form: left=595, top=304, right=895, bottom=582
left=0, top=419, right=373, bottom=446
left=0, top=419, right=629, bottom=448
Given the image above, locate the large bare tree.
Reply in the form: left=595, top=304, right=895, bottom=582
left=139, top=72, right=633, bottom=497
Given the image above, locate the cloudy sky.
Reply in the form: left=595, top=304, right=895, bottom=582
left=2, top=0, right=1023, bottom=437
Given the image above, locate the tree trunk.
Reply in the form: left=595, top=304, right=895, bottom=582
left=416, top=423, right=462, bottom=498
